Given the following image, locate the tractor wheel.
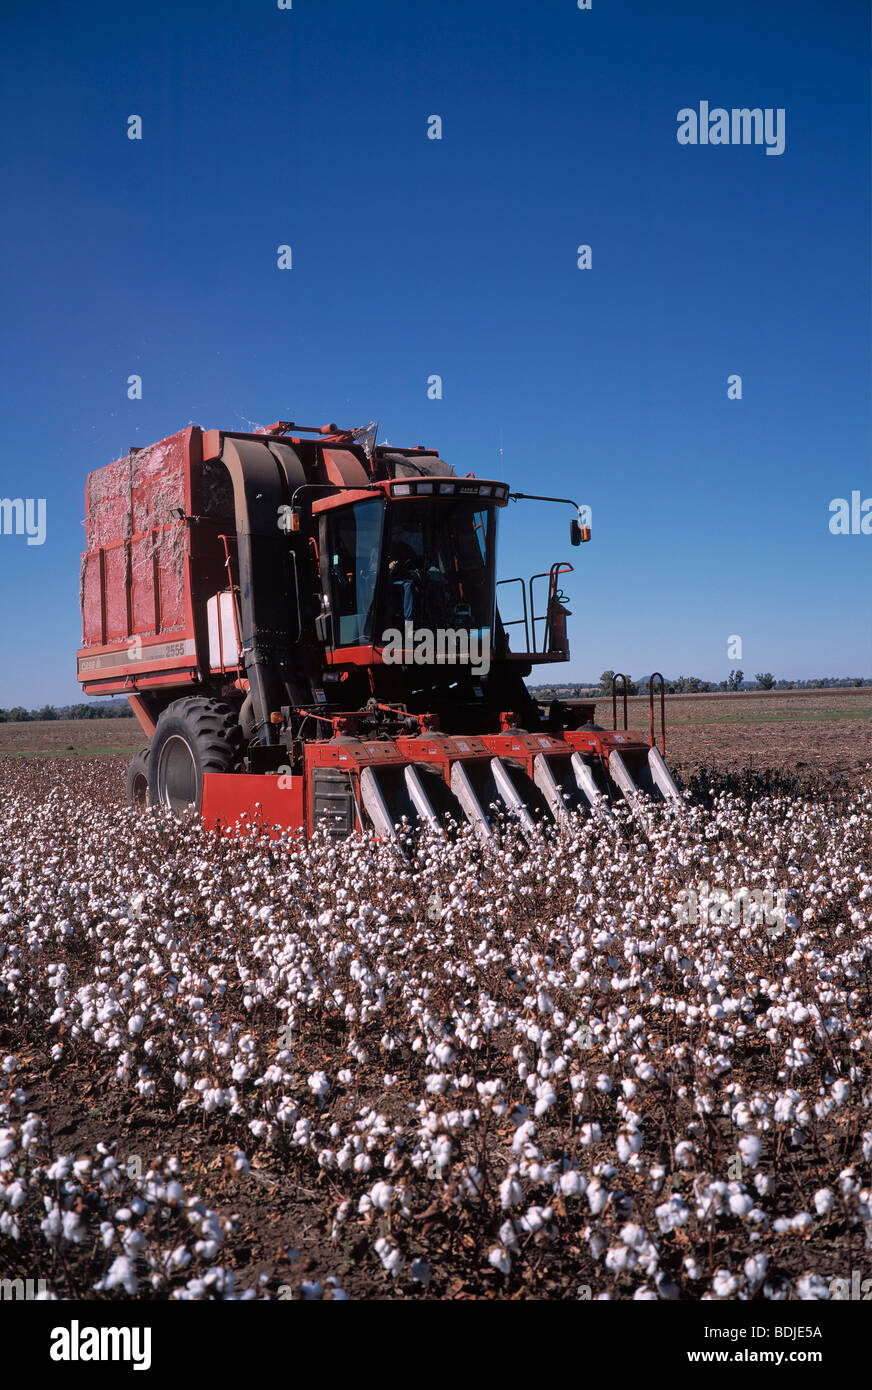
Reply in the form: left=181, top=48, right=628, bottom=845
left=147, top=698, right=243, bottom=813
left=125, top=747, right=151, bottom=810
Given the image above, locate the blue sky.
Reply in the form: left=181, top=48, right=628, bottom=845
left=0, top=0, right=869, bottom=704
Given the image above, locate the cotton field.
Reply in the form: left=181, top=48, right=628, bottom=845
left=1, top=757, right=871, bottom=1300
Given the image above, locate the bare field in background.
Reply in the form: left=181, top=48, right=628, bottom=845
left=1, top=689, right=868, bottom=785
left=596, top=687, right=872, bottom=785
left=0, top=717, right=143, bottom=758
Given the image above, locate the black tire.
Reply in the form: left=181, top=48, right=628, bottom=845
left=125, top=747, right=151, bottom=810
left=147, top=698, right=243, bottom=813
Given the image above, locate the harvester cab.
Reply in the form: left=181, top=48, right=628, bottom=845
left=77, top=420, right=680, bottom=841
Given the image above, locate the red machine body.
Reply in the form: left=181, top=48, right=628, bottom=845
left=78, top=421, right=679, bottom=839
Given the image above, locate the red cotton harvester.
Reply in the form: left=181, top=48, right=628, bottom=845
left=77, top=420, right=680, bottom=842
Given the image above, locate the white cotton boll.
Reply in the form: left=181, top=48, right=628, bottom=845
left=620, top=1224, right=645, bottom=1250
left=796, top=1275, right=830, bottom=1300
left=738, top=1135, right=762, bottom=1167
left=674, top=1140, right=695, bottom=1168
left=353, top=1153, right=372, bottom=1174
left=0, top=1130, right=16, bottom=1159
left=337, top=1069, right=353, bottom=1085
left=744, top=1254, right=768, bottom=1284
left=62, top=1211, right=85, bottom=1244
left=605, top=1245, right=631, bottom=1273
left=596, top=1074, right=612, bottom=1093
left=587, top=1181, right=608, bottom=1216
left=373, top=1237, right=404, bottom=1277
left=813, top=1188, right=834, bottom=1216
left=6, top=1181, right=26, bottom=1210
left=831, top=1080, right=850, bottom=1104
left=712, top=1269, right=739, bottom=1297
left=728, top=1191, right=753, bottom=1217
left=41, top=1207, right=62, bottom=1239
left=500, top=1176, right=522, bottom=1209
left=655, top=1196, right=689, bottom=1234
left=99, top=1255, right=138, bottom=1295
left=307, top=1071, right=329, bottom=1099
left=579, top=1123, right=602, bottom=1146
left=512, top=1119, right=536, bottom=1154
left=559, top=1169, right=586, bottom=1197
left=616, top=1128, right=642, bottom=1162
left=754, top=1172, right=773, bottom=1196
left=122, top=1228, right=146, bottom=1255
left=519, top=1205, right=550, bottom=1233
left=534, top=1082, right=557, bottom=1117
left=1, top=1056, right=17, bottom=1074
left=432, top=1136, right=452, bottom=1169
left=127, top=1015, right=144, bottom=1035
left=499, top=1220, right=519, bottom=1251
left=369, top=1182, right=394, bottom=1211
left=488, top=1246, right=511, bottom=1274
left=0, top=1212, right=20, bottom=1239
left=861, top=1133, right=872, bottom=1163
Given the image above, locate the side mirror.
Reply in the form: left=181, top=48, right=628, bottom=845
left=570, top=519, right=582, bottom=546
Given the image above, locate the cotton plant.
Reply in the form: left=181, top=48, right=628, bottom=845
left=0, top=755, right=870, bottom=1297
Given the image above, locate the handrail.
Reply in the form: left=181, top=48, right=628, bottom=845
left=611, top=673, right=629, bottom=731
left=648, top=671, right=667, bottom=754
left=495, top=577, right=530, bottom=652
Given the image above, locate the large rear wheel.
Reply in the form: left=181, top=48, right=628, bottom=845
left=147, top=698, right=242, bottom=813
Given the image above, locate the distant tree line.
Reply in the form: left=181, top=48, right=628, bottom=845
left=529, top=672, right=871, bottom=701
left=0, top=701, right=134, bottom=722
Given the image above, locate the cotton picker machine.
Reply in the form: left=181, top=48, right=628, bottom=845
left=76, top=421, right=680, bottom=842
